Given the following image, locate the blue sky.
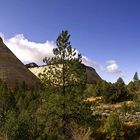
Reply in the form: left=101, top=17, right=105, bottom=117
left=0, top=0, right=140, bottom=83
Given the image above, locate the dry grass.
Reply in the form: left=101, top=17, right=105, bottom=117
left=86, top=96, right=102, bottom=102
left=69, top=121, right=93, bottom=140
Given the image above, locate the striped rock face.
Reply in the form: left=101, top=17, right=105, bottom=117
left=0, top=37, right=40, bottom=89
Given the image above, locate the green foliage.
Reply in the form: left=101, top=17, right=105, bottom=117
left=103, top=112, right=124, bottom=140
left=86, top=78, right=130, bottom=104
left=85, top=84, right=96, bottom=97
left=116, top=77, right=125, bottom=85
left=85, top=81, right=112, bottom=98
left=102, top=78, right=130, bottom=103
left=133, top=91, right=140, bottom=111
left=39, top=30, right=94, bottom=139
left=93, top=81, right=104, bottom=97
left=101, top=82, right=115, bottom=103
left=0, top=111, right=18, bottom=140
left=120, top=102, right=129, bottom=116
left=114, top=77, right=129, bottom=102
left=127, top=81, right=137, bottom=96
left=0, top=80, right=42, bottom=140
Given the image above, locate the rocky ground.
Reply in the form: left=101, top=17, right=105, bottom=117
left=89, top=97, right=140, bottom=124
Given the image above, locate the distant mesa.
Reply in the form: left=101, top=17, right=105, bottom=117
left=27, top=63, right=102, bottom=83
left=0, top=39, right=40, bottom=89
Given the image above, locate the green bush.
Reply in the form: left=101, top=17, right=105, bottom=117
left=103, top=112, right=125, bottom=140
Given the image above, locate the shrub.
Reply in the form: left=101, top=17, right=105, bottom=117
left=103, top=112, right=125, bottom=140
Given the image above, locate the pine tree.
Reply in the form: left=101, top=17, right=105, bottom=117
left=133, top=72, right=139, bottom=82
left=116, top=77, right=125, bottom=86
left=133, top=72, right=139, bottom=93
left=40, top=30, right=93, bottom=139
left=114, top=77, right=129, bottom=102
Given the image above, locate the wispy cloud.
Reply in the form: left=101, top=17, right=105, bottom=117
left=82, top=56, right=96, bottom=67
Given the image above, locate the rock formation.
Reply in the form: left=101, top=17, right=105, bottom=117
left=27, top=63, right=102, bottom=83
left=0, top=37, right=40, bottom=89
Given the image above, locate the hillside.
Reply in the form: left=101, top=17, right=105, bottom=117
left=0, top=38, right=40, bottom=89
left=26, top=63, right=102, bottom=83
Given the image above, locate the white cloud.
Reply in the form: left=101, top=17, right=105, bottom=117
left=1, top=33, right=98, bottom=67
left=82, top=56, right=96, bottom=67
left=106, top=60, right=123, bottom=75
left=106, top=60, right=117, bottom=65
left=2, top=34, right=56, bottom=64
left=106, top=63, right=119, bottom=73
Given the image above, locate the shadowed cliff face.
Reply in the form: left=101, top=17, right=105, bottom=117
left=85, top=66, right=102, bottom=83
left=26, top=63, right=102, bottom=83
left=0, top=38, right=40, bottom=89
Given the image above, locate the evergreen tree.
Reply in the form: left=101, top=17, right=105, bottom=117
left=116, top=77, right=125, bottom=86
left=133, top=72, right=140, bottom=93
left=103, top=78, right=129, bottom=103
left=102, top=82, right=116, bottom=103
left=133, top=72, right=139, bottom=82
left=114, top=77, right=129, bottom=102
left=127, top=81, right=137, bottom=93
left=127, top=81, right=138, bottom=99
left=40, top=30, right=93, bottom=139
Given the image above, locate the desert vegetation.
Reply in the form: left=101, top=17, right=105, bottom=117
left=0, top=31, right=140, bottom=140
